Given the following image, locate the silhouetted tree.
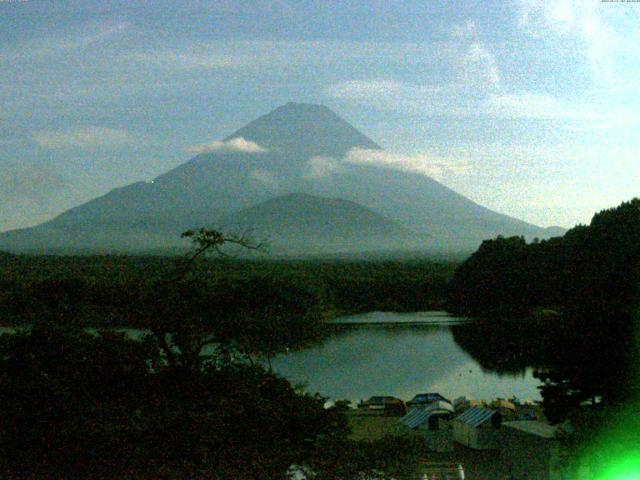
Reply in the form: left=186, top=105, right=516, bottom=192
left=0, top=229, right=351, bottom=479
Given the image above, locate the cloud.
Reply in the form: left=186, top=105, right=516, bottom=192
left=453, top=20, right=501, bottom=90
left=0, top=160, right=73, bottom=231
left=302, top=156, right=346, bottom=180
left=327, top=21, right=500, bottom=114
left=481, top=92, right=640, bottom=125
left=344, top=148, right=471, bottom=181
left=301, top=149, right=470, bottom=183
left=1, top=21, right=131, bottom=62
left=185, top=137, right=268, bottom=154
left=327, top=79, right=445, bottom=113
left=516, top=0, right=617, bottom=78
left=327, top=79, right=579, bottom=120
left=57, top=22, right=131, bottom=51
left=329, top=78, right=637, bottom=124
left=0, top=161, right=67, bottom=200
left=32, top=126, right=136, bottom=150
left=127, top=51, right=247, bottom=70
left=328, top=79, right=431, bottom=100
left=481, top=92, right=576, bottom=119
left=462, top=42, right=501, bottom=87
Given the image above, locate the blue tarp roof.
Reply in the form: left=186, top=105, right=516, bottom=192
left=399, top=405, right=453, bottom=429
left=407, top=393, right=451, bottom=404
left=399, top=408, right=431, bottom=429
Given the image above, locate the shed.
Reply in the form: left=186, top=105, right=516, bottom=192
left=453, top=406, right=502, bottom=450
left=357, top=396, right=407, bottom=416
left=397, top=406, right=454, bottom=452
left=399, top=405, right=453, bottom=431
left=429, top=400, right=454, bottom=414
left=501, top=421, right=564, bottom=480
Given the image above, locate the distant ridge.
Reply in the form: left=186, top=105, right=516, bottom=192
left=217, top=193, right=419, bottom=254
left=0, top=102, right=563, bottom=255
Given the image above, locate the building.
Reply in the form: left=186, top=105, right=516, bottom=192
left=399, top=403, right=454, bottom=431
left=453, top=396, right=484, bottom=413
left=501, top=421, right=564, bottom=480
left=406, top=392, right=452, bottom=409
left=356, top=396, right=407, bottom=416
left=490, top=398, right=518, bottom=419
left=397, top=405, right=454, bottom=452
left=453, top=406, right=502, bottom=450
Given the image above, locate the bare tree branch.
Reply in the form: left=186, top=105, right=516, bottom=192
left=147, top=228, right=268, bottom=369
left=163, top=228, right=267, bottom=285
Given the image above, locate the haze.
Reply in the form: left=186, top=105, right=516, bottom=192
left=1, top=0, right=638, bottom=232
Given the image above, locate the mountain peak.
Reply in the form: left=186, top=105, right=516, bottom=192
left=0, top=102, right=553, bottom=254
left=225, top=102, right=380, bottom=157
left=276, top=101, right=334, bottom=114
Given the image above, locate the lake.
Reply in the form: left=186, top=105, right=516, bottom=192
left=0, top=312, right=543, bottom=404
left=270, top=311, right=542, bottom=403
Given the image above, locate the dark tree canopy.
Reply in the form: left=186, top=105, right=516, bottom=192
left=449, top=198, right=640, bottom=317
left=449, top=199, right=640, bottom=420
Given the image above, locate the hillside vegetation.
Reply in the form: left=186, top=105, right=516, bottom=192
left=449, top=199, right=640, bottom=420
left=0, top=255, right=455, bottom=330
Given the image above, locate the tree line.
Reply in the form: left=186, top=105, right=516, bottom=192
left=0, top=255, right=454, bottom=329
left=449, top=199, right=640, bottom=421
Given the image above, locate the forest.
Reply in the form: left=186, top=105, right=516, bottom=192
left=0, top=199, right=638, bottom=478
left=0, top=231, right=453, bottom=479
left=450, top=199, right=640, bottom=423
left=0, top=252, right=454, bottom=330
left=449, top=198, right=640, bottom=319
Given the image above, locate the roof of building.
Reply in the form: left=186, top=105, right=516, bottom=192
left=407, top=393, right=451, bottom=405
left=502, top=421, right=557, bottom=439
left=399, top=408, right=431, bottom=429
left=399, top=404, right=454, bottom=429
left=454, top=406, right=498, bottom=427
left=360, top=396, right=403, bottom=405
left=427, top=400, right=454, bottom=413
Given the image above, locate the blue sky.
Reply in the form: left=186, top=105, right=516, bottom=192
left=1, top=0, right=639, bottom=231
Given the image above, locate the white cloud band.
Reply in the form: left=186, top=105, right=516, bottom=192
left=303, top=148, right=470, bottom=182
left=185, top=137, right=268, bottom=154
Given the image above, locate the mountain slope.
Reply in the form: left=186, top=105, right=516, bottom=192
left=0, top=102, right=560, bottom=254
left=227, top=102, right=380, bottom=157
left=217, top=193, right=418, bottom=254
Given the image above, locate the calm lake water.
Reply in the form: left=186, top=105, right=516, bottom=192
left=270, top=311, right=542, bottom=403
left=1, top=311, right=542, bottom=404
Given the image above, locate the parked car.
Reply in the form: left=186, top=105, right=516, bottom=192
left=420, top=462, right=465, bottom=480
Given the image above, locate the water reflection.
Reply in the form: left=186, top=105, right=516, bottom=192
left=450, top=321, right=542, bottom=375
left=330, top=310, right=469, bottom=326
left=1, top=314, right=545, bottom=404
left=271, top=312, right=542, bottom=403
